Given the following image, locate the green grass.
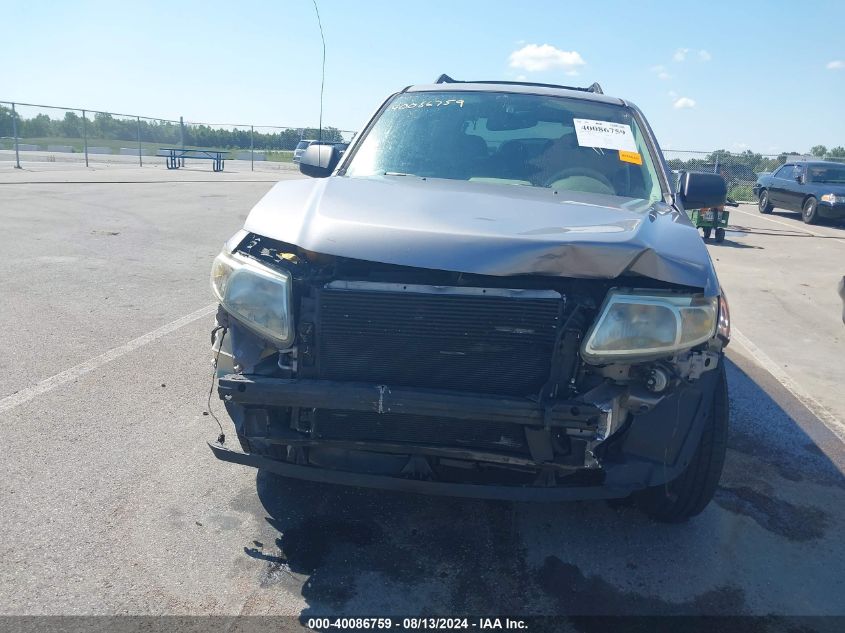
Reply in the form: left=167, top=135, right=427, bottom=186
left=0, top=136, right=158, bottom=153
left=728, top=184, right=755, bottom=202
left=0, top=137, right=296, bottom=160
left=265, top=150, right=294, bottom=163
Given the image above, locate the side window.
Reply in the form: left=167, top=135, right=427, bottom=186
left=774, top=165, right=793, bottom=179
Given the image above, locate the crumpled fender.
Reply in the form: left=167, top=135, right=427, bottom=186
left=604, top=363, right=723, bottom=489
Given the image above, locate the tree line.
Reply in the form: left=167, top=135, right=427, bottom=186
left=3, top=105, right=843, bottom=160
left=666, top=147, right=845, bottom=181
left=0, top=106, right=346, bottom=150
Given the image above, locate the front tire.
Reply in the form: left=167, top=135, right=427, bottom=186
left=715, top=227, right=726, bottom=243
left=802, top=197, right=820, bottom=224
left=635, top=363, right=728, bottom=523
left=758, top=190, right=774, bottom=214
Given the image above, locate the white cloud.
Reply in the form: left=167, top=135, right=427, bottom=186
left=827, top=60, right=844, bottom=70
left=650, top=65, right=671, bottom=80
left=673, top=48, right=690, bottom=62
left=516, top=75, right=528, bottom=81
left=508, top=44, right=586, bottom=73
left=674, top=48, right=710, bottom=62
left=673, top=96, right=696, bottom=109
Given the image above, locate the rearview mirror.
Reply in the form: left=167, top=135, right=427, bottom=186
left=299, top=144, right=341, bottom=178
left=486, top=111, right=539, bottom=131
left=678, top=171, right=727, bottom=209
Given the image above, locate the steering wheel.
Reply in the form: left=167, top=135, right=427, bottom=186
left=543, top=167, right=614, bottom=191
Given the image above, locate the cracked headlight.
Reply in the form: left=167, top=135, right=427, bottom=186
left=581, top=290, right=717, bottom=363
left=211, top=250, right=294, bottom=347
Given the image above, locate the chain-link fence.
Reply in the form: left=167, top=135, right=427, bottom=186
left=663, top=150, right=789, bottom=202
left=3, top=100, right=837, bottom=192
left=0, top=100, right=356, bottom=171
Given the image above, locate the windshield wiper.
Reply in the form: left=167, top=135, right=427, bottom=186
left=381, top=171, right=413, bottom=177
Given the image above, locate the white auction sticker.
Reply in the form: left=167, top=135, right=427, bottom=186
left=573, top=118, right=637, bottom=152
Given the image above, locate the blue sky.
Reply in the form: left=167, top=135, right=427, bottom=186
left=2, top=0, right=843, bottom=154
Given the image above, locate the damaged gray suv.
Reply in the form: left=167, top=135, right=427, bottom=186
left=208, top=76, right=731, bottom=522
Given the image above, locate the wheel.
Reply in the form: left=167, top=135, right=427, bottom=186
left=715, top=228, right=726, bottom=243
left=758, top=190, right=773, bottom=214
left=634, top=363, right=728, bottom=523
left=702, top=227, right=712, bottom=240
left=802, top=197, right=820, bottom=224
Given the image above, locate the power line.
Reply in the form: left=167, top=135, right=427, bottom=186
left=312, top=0, right=326, bottom=144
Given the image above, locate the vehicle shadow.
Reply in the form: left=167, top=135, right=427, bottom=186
left=705, top=237, right=762, bottom=249
left=244, top=358, right=845, bottom=619
left=729, top=223, right=845, bottom=239
left=768, top=211, right=845, bottom=230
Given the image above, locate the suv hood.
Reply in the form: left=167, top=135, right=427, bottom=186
left=243, top=176, right=719, bottom=295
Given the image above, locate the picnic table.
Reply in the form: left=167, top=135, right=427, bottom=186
left=159, top=147, right=229, bottom=172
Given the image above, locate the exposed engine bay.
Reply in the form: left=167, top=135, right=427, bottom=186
left=210, top=232, right=725, bottom=496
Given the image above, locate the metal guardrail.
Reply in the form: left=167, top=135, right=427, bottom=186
left=0, top=99, right=356, bottom=170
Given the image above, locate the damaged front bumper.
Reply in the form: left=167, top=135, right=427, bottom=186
left=209, top=366, right=721, bottom=501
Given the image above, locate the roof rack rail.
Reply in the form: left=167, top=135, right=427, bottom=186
left=434, top=74, right=603, bottom=95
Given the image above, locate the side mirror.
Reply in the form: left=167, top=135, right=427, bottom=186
left=795, top=174, right=804, bottom=184
left=299, top=144, right=340, bottom=178
left=678, top=171, right=727, bottom=209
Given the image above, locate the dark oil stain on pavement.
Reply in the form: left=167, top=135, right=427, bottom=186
left=715, top=486, right=830, bottom=542
left=535, top=557, right=789, bottom=633
left=725, top=362, right=845, bottom=491
left=244, top=472, right=531, bottom=614
left=727, top=428, right=845, bottom=490
left=538, top=556, right=746, bottom=615
left=223, top=359, right=845, bottom=620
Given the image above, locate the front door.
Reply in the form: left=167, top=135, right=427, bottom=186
left=768, top=164, right=794, bottom=207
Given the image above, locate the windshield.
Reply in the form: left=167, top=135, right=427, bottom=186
left=345, top=90, right=664, bottom=202
left=296, top=141, right=312, bottom=150
left=808, top=165, right=845, bottom=184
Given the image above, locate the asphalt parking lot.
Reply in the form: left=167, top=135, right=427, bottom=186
left=1, top=164, right=844, bottom=623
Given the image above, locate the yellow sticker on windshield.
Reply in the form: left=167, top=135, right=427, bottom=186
left=619, top=150, right=642, bottom=165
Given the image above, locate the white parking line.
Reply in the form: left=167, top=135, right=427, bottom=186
left=0, top=303, right=217, bottom=414
left=732, top=207, right=845, bottom=245
left=732, top=328, right=845, bottom=443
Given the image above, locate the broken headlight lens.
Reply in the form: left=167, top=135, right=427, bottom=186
left=581, top=291, right=717, bottom=363
left=210, top=250, right=293, bottom=347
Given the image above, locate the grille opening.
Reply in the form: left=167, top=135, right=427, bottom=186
left=316, top=287, right=562, bottom=396
left=314, top=409, right=529, bottom=455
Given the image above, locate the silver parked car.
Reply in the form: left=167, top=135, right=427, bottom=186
left=208, top=75, right=730, bottom=522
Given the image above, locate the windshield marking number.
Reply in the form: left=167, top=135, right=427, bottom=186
left=573, top=118, right=637, bottom=152
left=391, top=99, right=465, bottom=111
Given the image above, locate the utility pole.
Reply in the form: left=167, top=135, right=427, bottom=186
left=11, top=103, right=20, bottom=169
